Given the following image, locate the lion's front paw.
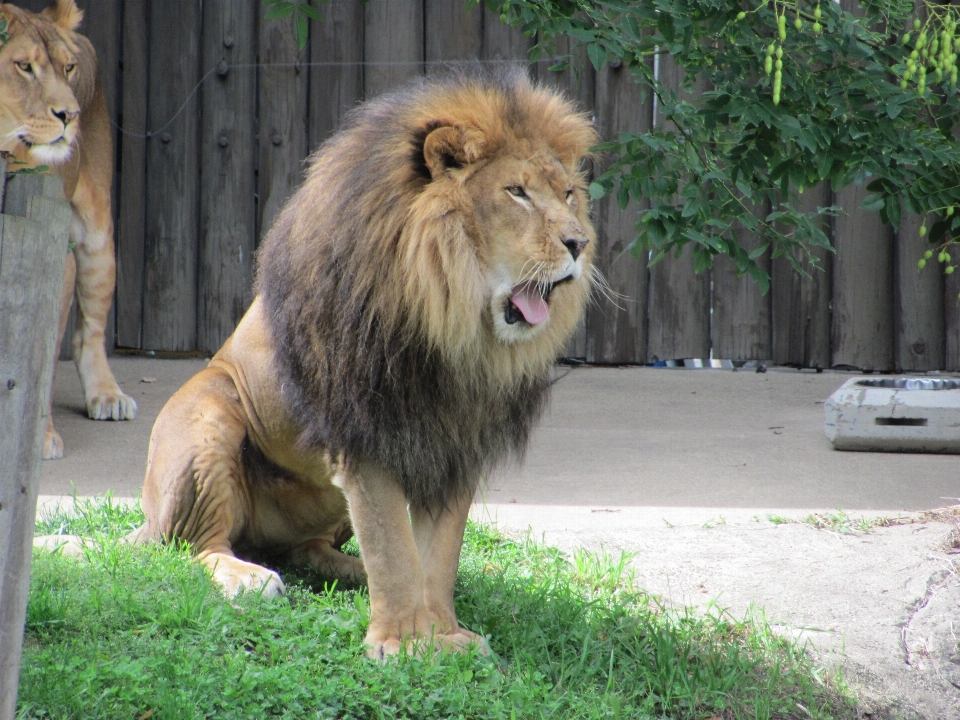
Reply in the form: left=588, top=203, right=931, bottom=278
left=364, top=621, right=491, bottom=660
left=34, top=534, right=87, bottom=556
left=43, top=427, right=65, bottom=459
left=203, top=553, right=285, bottom=599
left=87, top=391, right=137, bottom=421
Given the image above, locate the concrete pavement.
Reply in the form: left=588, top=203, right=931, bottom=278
left=38, top=357, right=960, bottom=718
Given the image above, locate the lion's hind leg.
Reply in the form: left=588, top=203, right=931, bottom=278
left=198, top=549, right=285, bottom=599
left=289, top=535, right=367, bottom=584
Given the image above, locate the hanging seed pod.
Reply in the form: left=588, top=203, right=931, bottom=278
left=813, top=5, right=821, bottom=20
left=918, top=258, right=927, bottom=269
left=914, top=17, right=922, bottom=30
left=813, top=21, right=822, bottom=33
left=794, top=12, right=802, bottom=30
left=776, top=46, right=784, bottom=59
left=903, top=32, right=912, bottom=44
left=925, top=249, right=935, bottom=258
left=736, top=11, right=746, bottom=20
left=946, top=265, right=956, bottom=274
left=773, top=69, right=782, bottom=104
left=778, top=13, right=787, bottom=40
left=948, top=206, right=955, bottom=217
left=765, top=55, right=773, bottom=74
left=920, top=223, right=927, bottom=237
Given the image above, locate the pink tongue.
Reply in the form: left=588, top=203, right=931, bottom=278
left=510, top=283, right=548, bottom=325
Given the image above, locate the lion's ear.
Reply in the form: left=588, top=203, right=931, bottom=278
left=42, top=0, right=83, bottom=31
left=422, top=125, right=486, bottom=180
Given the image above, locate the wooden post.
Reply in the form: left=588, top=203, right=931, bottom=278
left=0, top=165, right=72, bottom=720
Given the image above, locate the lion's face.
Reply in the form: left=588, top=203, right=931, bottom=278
left=0, top=2, right=85, bottom=165
left=469, top=150, right=594, bottom=344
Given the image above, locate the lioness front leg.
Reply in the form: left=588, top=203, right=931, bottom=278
left=337, top=461, right=486, bottom=659
left=70, top=178, right=136, bottom=422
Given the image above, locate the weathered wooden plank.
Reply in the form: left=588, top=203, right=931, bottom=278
left=945, top=268, right=960, bottom=372
left=895, top=211, right=944, bottom=371
left=364, top=0, right=424, bottom=99
left=0, top=172, right=70, bottom=720
left=261, top=2, right=309, bottom=241
left=770, top=184, right=833, bottom=368
left=587, top=62, right=651, bottom=364
left=197, top=1, right=257, bottom=353
left=481, top=4, right=533, bottom=64
left=646, top=55, right=710, bottom=361
left=142, top=0, right=201, bottom=351
left=712, top=201, right=771, bottom=361
left=831, top=181, right=894, bottom=370
left=116, top=0, right=148, bottom=349
left=307, top=0, right=362, bottom=150
left=426, top=0, right=481, bottom=68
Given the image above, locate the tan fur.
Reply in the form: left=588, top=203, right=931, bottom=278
left=0, top=0, right=136, bottom=459
left=71, top=72, right=597, bottom=660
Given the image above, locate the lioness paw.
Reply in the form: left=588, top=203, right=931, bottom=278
left=87, top=391, right=137, bottom=421
left=43, top=428, right=65, bottom=459
left=33, top=534, right=88, bottom=557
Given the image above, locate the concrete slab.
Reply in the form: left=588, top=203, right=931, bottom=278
left=38, top=358, right=960, bottom=718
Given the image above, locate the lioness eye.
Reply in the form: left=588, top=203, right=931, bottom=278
left=16, top=61, right=32, bottom=73
left=64, top=64, right=76, bottom=75
left=565, top=189, right=575, bottom=204
left=506, top=185, right=528, bottom=199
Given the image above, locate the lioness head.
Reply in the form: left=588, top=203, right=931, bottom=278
left=0, top=0, right=92, bottom=165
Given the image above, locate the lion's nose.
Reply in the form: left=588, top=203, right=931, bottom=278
left=562, top=236, right=589, bottom=260
left=51, top=108, right=79, bottom=126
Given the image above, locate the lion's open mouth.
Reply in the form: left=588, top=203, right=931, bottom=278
left=505, top=275, right=573, bottom=326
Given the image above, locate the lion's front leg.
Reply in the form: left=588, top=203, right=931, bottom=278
left=69, top=178, right=136, bottom=422
left=337, top=461, right=487, bottom=660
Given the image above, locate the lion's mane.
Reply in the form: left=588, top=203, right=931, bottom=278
left=256, top=69, right=597, bottom=511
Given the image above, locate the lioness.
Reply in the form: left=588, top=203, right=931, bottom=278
left=134, top=70, right=597, bottom=658
left=0, top=0, right=136, bottom=459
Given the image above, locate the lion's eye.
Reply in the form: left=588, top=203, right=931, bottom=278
left=15, top=61, right=32, bottom=74
left=565, top=189, right=575, bottom=204
left=64, top=63, right=76, bottom=76
left=506, top=185, right=528, bottom=199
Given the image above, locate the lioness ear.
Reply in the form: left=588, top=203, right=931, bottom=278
left=42, top=0, right=83, bottom=31
left=422, top=125, right=486, bottom=180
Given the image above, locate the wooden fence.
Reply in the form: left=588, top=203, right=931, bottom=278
left=32, top=0, right=960, bottom=371
left=0, top=165, right=73, bottom=719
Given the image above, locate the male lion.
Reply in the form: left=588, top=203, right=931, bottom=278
left=0, top=0, right=136, bottom=459
left=135, top=70, right=597, bottom=658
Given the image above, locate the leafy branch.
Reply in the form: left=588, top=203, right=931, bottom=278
left=487, top=0, right=960, bottom=288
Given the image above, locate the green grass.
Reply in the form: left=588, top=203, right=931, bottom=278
left=20, top=498, right=859, bottom=719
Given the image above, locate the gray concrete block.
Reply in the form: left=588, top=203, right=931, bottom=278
left=824, top=377, right=960, bottom=452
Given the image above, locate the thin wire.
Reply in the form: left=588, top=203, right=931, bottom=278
left=110, top=58, right=551, bottom=140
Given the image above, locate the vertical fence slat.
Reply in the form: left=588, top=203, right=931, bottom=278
left=142, top=0, right=201, bottom=351
left=116, top=0, right=148, bottom=349
left=896, top=211, right=944, bottom=371
left=0, top=173, right=71, bottom=719
left=646, top=56, right=710, bottom=361
left=426, top=0, right=481, bottom=67
left=197, top=1, right=257, bottom=354
left=831, top=181, right=894, bottom=370
left=946, top=272, right=960, bottom=371
left=259, top=7, right=309, bottom=244
left=771, top=185, right=832, bottom=368
left=308, top=1, right=363, bottom=151
left=587, top=63, right=651, bottom=364
left=482, top=6, right=533, bottom=63
left=364, top=0, right=424, bottom=99
left=711, top=201, right=771, bottom=361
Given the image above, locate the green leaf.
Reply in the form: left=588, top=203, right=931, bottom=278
left=860, top=194, right=885, bottom=212
left=299, top=3, right=323, bottom=22
left=264, top=2, right=295, bottom=20
left=884, top=194, right=901, bottom=229
left=295, top=14, right=308, bottom=49
left=587, top=42, right=607, bottom=71
left=588, top=182, right=607, bottom=200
